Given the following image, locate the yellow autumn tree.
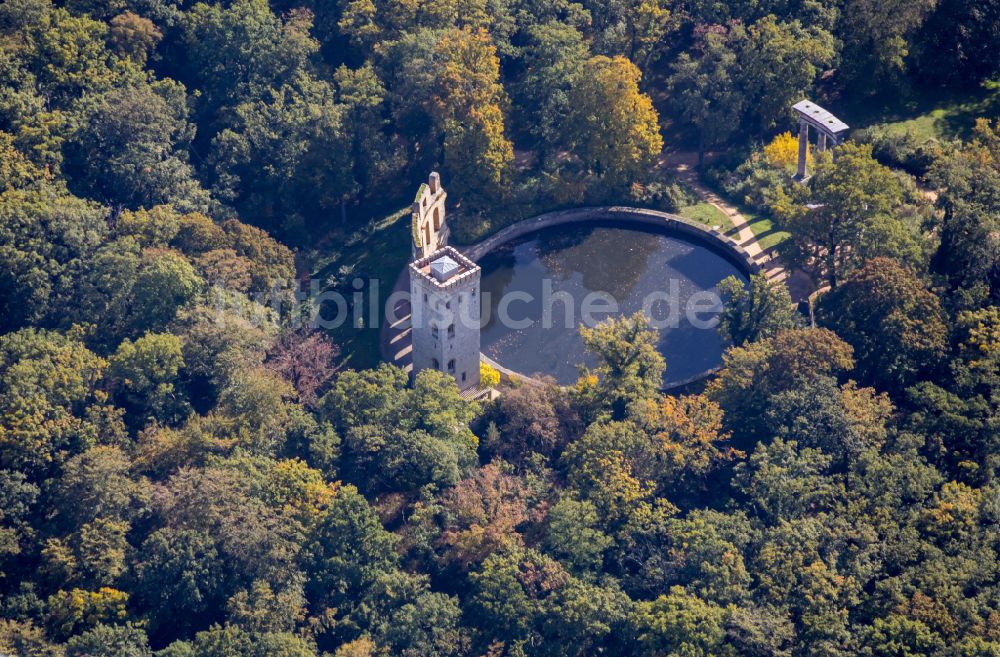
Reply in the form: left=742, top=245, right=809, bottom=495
left=566, top=55, right=663, bottom=189
left=432, top=28, right=514, bottom=202
left=763, top=131, right=809, bottom=170
left=46, top=587, right=129, bottom=639
left=630, top=393, right=742, bottom=486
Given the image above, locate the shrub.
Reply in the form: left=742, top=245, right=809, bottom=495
left=627, top=180, right=693, bottom=212
left=855, top=126, right=946, bottom=176
left=717, top=155, right=791, bottom=214
left=480, top=362, right=501, bottom=388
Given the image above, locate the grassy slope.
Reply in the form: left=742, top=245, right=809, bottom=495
left=308, top=206, right=411, bottom=369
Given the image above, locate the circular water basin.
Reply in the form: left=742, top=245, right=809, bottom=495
left=478, top=221, right=747, bottom=387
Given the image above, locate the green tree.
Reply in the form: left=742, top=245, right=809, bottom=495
left=468, top=547, right=570, bottom=648
left=305, top=483, right=399, bottom=637
left=183, top=0, right=318, bottom=117
left=125, top=249, right=203, bottom=335
left=66, top=81, right=208, bottom=212
left=707, top=328, right=855, bottom=444
left=544, top=496, right=613, bottom=574
left=25, top=7, right=137, bottom=106
left=0, top=187, right=107, bottom=332
left=838, top=0, right=936, bottom=91
left=561, top=420, right=657, bottom=523
left=108, top=332, right=188, bottom=426
left=916, top=0, right=1000, bottom=85
left=631, top=586, right=733, bottom=657
left=766, top=377, right=892, bottom=462
left=668, top=30, right=743, bottom=167
left=366, top=575, right=467, bottom=657
left=776, top=143, right=923, bottom=289
left=735, top=17, right=834, bottom=133
left=0, top=469, right=39, bottom=571
left=53, top=446, right=142, bottom=529
left=214, top=367, right=309, bottom=456
left=927, top=119, right=1000, bottom=309
left=816, top=257, right=948, bottom=392
left=512, top=22, right=588, bottom=164
left=432, top=28, right=514, bottom=203
left=334, top=63, right=398, bottom=204
left=0, top=329, right=109, bottom=471
left=0, top=620, right=63, bottom=657
left=320, top=365, right=478, bottom=491
left=862, top=616, right=945, bottom=657
left=578, top=313, right=666, bottom=419
left=66, top=623, right=152, bottom=657
left=208, top=73, right=353, bottom=236
left=61, top=237, right=142, bottom=344
left=717, top=272, right=797, bottom=347
left=226, top=576, right=308, bottom=635
left=0, top=131, right=49, bottom=192
left=133, top=528, right=227, bottom=639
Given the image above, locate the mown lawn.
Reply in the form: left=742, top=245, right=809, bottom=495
left=308, top=206, right=411, bottom=369
left=678, top=201, right=734, bottom=232
left=743, top=211, right=791, bottom=252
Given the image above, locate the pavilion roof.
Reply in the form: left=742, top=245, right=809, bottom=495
left=793, top=100, right=849, bottom=136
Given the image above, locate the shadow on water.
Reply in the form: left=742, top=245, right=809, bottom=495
left=478, top=221, right=747, bottom=387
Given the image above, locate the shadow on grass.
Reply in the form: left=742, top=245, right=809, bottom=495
left=308, top=207, right=412, bottom=370
left=833, top=79, right=1000, bottom=141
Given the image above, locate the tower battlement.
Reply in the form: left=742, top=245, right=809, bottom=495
left=409, top=246, right=479, bottom=292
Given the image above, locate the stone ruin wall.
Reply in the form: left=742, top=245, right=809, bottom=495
left=411, top=172, right=448, bottom=259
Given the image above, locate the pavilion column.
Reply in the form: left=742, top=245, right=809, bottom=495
left=797, top=121, right=809, bottom=179
left=817, top=132, right=827, bottom=152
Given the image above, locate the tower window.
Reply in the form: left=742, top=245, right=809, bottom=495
left=447, top=359, right=456, bottom=373
left=447, top=324, right=455, bottom=339
left=461, top=372, right=467, bottom=382
left=431, top=326, right=439, bottom=339
left=431, top=358, right=439, bottom=369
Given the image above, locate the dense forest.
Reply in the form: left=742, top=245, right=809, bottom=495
left=2, top=0, right=1000, bottom=654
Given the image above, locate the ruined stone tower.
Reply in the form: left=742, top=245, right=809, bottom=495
left=412, top=172, right=448, bottom=259
left=407, top=173, right=481, bottom=390
left=409, top=246, right=481, bottom=390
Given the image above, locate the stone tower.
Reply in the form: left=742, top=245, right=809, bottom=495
left=409, top=245, right=481, bottom=391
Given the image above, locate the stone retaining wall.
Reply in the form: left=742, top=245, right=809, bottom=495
left=460, top=206, right=760, bottom=275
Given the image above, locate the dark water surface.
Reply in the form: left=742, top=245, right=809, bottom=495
left=478, top=222, right=746, bottom=386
